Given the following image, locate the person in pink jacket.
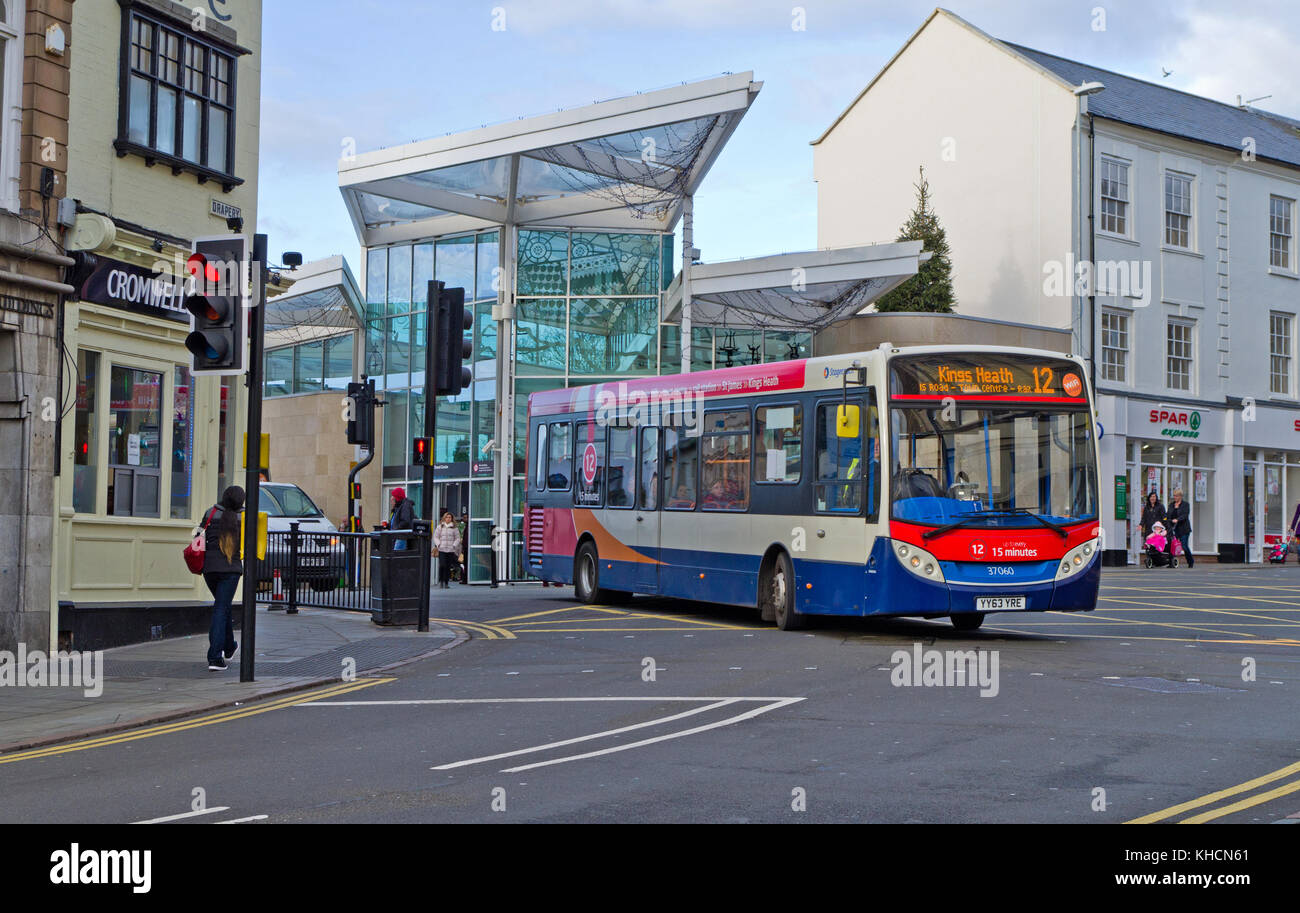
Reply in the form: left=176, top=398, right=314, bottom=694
left=433, top=510, right=462, bottom=589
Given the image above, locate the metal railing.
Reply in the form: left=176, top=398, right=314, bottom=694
left=251, top=524, right=375, bottom=612
left=491, top=527, right=542, bottom=586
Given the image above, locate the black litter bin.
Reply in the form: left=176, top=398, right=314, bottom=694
left=370, top=530, right=423, bottom=625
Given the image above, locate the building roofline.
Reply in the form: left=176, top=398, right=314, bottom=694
left=811, top=7, right=1075, bottom=146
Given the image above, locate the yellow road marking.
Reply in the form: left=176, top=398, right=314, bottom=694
left=1089, top=596, right=1292, bottom=630
left=0, top=678, right=394, bottom=765
left=428, top=618, right=516, bottom=640
left=511, top=626, right=758, bottom=633
left=485, top=605, right=609, bottom=624
left=1126, top=759, right=1300, bottom=824
left=1179, top=778, right=1300, bottom=823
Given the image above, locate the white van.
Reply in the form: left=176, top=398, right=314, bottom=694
left=257, top=482, right=345, bottom=591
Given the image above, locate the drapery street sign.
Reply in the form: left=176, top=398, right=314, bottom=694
left=76, top=257, right=189, bottom=323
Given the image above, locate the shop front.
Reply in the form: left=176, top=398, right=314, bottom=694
left=1101, top=396, right=1228, bottom=565
left=1240, top=404, right=1300, bottom=564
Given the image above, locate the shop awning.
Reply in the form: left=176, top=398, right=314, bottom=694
left=338, top=73, right=762, bottom=245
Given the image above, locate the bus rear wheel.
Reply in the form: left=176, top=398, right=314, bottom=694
left=951, top=612, right=986, bottom=631
left=766, top=552, right=805, bottom=631
left=573, top=541, right=631, bottom=604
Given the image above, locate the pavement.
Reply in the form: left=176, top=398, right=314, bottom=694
left=0, top=601, right=467, bottom=754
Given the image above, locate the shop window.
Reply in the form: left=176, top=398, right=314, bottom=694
left=72, top=351, right=100, bottom=513
left=107, top=366, right=163, bottom=518
left=117, top=8, right=240, bottom=187
left=170, top=366, right=194, bottom=520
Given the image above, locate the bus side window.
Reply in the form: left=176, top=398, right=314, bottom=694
left=607, top=427, right=635, bottom=508
left=815, top=401, right=863, bottom=513
left=865, top=396, right=880, bottom=520
left=639, top=427, right=659, bottom=510
left=548, top=422, right=572, bottom=491
left=574, top=421, right=605, bottom=506
left=534, top=423, right=548, bottom=492
left=662, top=427, right=698, bottom=510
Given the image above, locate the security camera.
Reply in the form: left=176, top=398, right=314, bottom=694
left=226, top=216, right=244, bottom=232
left=481, top=438, right=496, bottom=455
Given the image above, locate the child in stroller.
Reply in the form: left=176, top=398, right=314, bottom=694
left=1144, top=521, right=1180, bottom=568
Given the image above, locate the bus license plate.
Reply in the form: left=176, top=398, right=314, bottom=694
left=976, top=596, right=1025, bottom=611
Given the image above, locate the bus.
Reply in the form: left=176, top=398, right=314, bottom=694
left=523, top=344, right=1101, bottom=631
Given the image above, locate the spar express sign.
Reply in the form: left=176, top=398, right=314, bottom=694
left=1150, top=407, right=1202, bottom=438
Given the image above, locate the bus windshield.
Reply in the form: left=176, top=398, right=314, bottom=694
left=890, top=405, right=1098, bottom=527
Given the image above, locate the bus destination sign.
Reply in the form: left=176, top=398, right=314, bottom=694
left=890, top=354, right=1087, bottom=400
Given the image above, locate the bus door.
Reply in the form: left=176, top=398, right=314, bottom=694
left=634, top=426, right=661, bottom=592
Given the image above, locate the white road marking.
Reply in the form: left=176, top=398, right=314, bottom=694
left=430, top=699, right=742, bottom=770
left=501, top=699, right=805, bottom=773
left=303, top=696, right=800, bottom=705
left=216, top=815, right=268, bottom=824
left=133, top=806, right=231, bottom=824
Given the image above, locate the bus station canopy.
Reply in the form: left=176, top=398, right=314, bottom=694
left=264, top=255, right=364, bottom=346
left=662, top=241, right=929, bottom=331
left=338, top=73, right=762, bottom=247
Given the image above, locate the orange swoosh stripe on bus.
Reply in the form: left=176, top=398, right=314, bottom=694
left=573, top=509, right=661, bottom=565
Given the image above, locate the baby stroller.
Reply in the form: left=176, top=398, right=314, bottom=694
left=1144, top=522, right=1180, bottom=568
left=1268, top=539, right=1290, bottom=564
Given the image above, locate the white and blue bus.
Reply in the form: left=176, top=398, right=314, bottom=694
left=524, top=344, right=1101, bottom=631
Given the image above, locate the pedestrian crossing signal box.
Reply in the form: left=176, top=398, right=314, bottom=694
left=412, top=436, right=431, bottom=466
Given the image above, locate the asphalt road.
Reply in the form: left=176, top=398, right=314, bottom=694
left=2, top=565, right=1298, bottom=823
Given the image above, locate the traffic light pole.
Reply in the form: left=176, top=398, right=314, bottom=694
left=240, top=233, right=268, bottom=682
left=417, top=280, right=444, bottom=632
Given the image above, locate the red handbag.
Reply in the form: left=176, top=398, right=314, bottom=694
left=183, top=508, right=217, bottom=575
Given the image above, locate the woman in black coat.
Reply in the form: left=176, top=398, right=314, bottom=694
left=202, top=486, right=245, bottom=670
left=1139, top=491, right=1165, bottom=539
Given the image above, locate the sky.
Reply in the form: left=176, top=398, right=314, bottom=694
left=258, top=0, right=1300, bottom=271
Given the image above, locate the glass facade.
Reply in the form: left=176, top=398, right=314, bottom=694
left=264, top=334, right=354, bottom=399
left=362, top=226, right=813, bottom=581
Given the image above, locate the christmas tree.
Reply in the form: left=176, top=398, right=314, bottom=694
left=873, top=166, right=956, bottom=313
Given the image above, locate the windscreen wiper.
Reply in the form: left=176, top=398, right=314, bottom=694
left=921, top=508, right=1069, bottom=541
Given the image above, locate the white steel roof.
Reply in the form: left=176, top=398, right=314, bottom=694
left=338, top=73, right=762, bottom=247
left=264, top=255, right=364, bottom=345
left=662, top=241, right=929, bottom=330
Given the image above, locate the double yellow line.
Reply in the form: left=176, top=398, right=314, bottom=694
left=0, top=677, right=393, bottom=765
left=429, top=617, right=515, bottom=640
left=1127, top=759, right=1300, bottom=823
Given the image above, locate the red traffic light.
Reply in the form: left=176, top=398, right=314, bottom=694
left=187, top=253, right=221, bottom=284
left=412, top=436, right=430, bottom=466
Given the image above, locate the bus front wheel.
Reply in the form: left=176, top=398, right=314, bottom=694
left=766, top=552, right=806, bottom=631
left=951, top=613, right=986, bottom=631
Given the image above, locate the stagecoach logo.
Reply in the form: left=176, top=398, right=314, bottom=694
left=824, top=366, right=850, bottom=379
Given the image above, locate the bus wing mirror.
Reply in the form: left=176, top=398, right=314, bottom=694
left=836, top=404, right=860, bottom=438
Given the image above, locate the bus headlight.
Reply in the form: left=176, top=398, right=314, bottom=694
left=895, top=541, right=946, bottom=583
left=1055, top=536, right=1100, bottom=581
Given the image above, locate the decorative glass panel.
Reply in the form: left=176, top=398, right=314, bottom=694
left=568, top=297, right=657, bottom=376
left=517, top=230, right=568, bottom=295
left=569, top=232, right=659, bottom=296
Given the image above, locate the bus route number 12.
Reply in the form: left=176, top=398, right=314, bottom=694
left=582, top=443, right=598, bottom=485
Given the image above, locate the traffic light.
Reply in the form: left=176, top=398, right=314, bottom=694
left=184, top=235, right=248, bottom=375
left=346, top=379, right=376, bottom=448
left=412, top=436, right=431, bottom=466
left=434, top=286, right=472, bottom=396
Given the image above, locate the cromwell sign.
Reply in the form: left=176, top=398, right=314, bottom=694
left=77, top=257, right=189, bottom=323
